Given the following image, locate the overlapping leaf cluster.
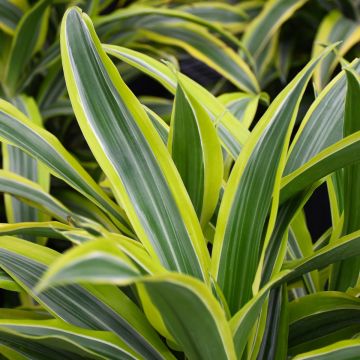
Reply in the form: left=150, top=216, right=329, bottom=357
left=0, top=1, right=359, bottom=359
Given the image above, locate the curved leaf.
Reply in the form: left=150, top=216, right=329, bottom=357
left=211, top=47, right=333, bottom=314
left=61, top=7, right=209, bottom=279
left=0, top=99, right=131, bottom=234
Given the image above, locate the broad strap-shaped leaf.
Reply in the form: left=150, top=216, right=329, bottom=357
left=288, top=292, right=360, bottom=356
left=242, top=0, right=308, bottom=73
left=211, top=47, right=333, bottom=314
left=283, top=229, right=360, bottom=281
left=0, top=319, right=138, bottom=360
left=257, top=285, right=289, bottom=360
left=3, top=96, right=50, bottom=242
left=169, top=80, right=223, bottom=225
left=95, top=5, right=242, bottom=47
left=36, top=238, right=151, bottom=290
left=285, top=60, right=360, bottom=175
left=0, top=170, right=74, bottom=223
left=0, top=236, right=174, bottom=359
left=61, top=7, right=209, bottom=279
left=143, top=274, right=236, bottom=360
left=39, top=253, right=236, bottom=360
left=104, top=44, right=250, bottom=158
left=261, top=181, right=322, bottom=287
left=331, top=69, right=360, bottom=291
left=281, top=130, right=360, bottom=203
left=0, top=99, right=130, bottom=234
left=139, top=22, right=259, bottom=93
left=0, top=221, right=74, bottom=240
left=179, top=2, right=248, bottom=32
left=218, top=92, right=261, bottom=128
left=312, top=10, right=360, bottom=91
left=4, top=0, right=51, bottom=95
left=0, top=0, right=25, bottom=35
left=230, top=271, right=290, bottom=358
left=293, top=340, right=360, bottom=360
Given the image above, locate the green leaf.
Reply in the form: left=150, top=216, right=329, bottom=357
left=293, top=340, right=360, bottom=360
left=61, top=7, right=209, bottom=279
left=179, top=2, right=248, bottom=32
left=37, top=238, right=147, bottom=290
left=0, top=236, right=174, bottom=359
left=0, top=319, right=138, bottom=360
left=40, top=251, right=237, bottom=360
left=285, top=60, right=360, bottom=176
left=211, top=46, right=333, bottom=314
left=0, top=1, right=24, bottom=35
left=242, top=0, right=308, bottom=74
left=257, top=285, right=289, bottom=360
left=3, top=96, right=50, bottom=242
left=218, top=92, right=261, bottom=128
left=0, top=268, right=21, bottom=292
left=104, top=44, right=250, bottom=158
left=281, top=128, right=360, bottom=204
left=0, top=170, right=74, bottom=222
left=4, top=0, right=51, bottom=95
left=169, top=80, right=223, bottom=225
left=0, top=98, right=131, bottom=234
left=313, top=10, right=360, bottom=91
left=230, top=271, right=290, bottom=358
left=331, top=69, right=360, bottom=291
left=284, top=230, right=360, bottom=280
left=139, top=22, right=259, bottom=93
left=0, top=221, right=74, bottom=240
left=143, top=274, right=236, bottom=360
left=288, top=292, right=360, bottom=356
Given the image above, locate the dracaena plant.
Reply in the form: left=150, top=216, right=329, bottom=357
left=0, top=3, right=359, bottom=360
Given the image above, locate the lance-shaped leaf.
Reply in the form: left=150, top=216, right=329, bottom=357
left=38, top=249, right=236, bottom=360
left=104, top=44, right=250, bottom=158
left=140, top=23, right=259, bottom=93
left=263, top=61, right=359, bottom=282
left=293, top=340, right=360, bottom=360
left=3, top=96, right=50, bottom=242
left=0, top=319, right=138, bottom=360
left=288, top=292, right=360, bottom=356
left=211, top=47, right=333, bottom=314
left=61, top=7, right=209, bottom=279
left=0, top=236, right=174, bottom=359
left=331, top=69, right=360, bottom=291
left=169, top=80, right=223, bottom=225
left=0, top=99, right=130, bottom=234
left=312, top=10, right=360, bottom=91
left=4, top=0, right=51, bottom=95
